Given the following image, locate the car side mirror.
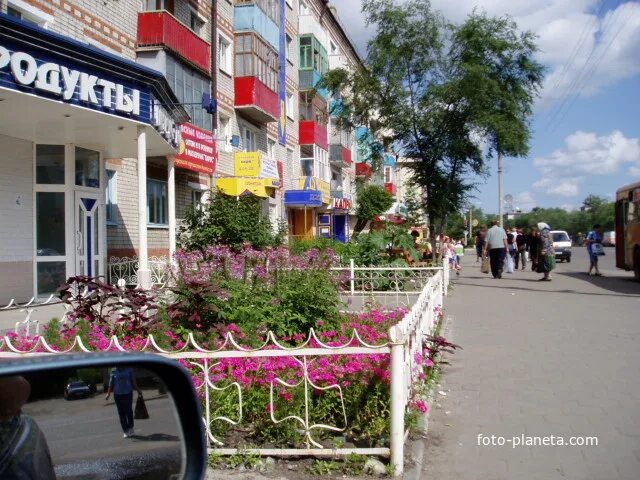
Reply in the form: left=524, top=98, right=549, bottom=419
left=0, top=353, right=206, bottom=480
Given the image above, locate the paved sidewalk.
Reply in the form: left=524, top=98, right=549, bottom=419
left=422, top=249, right=640, bottom=480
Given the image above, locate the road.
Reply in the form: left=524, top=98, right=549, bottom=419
left=21, top=389, right=183, bottom=479
left=422, top=247, right=640, bottom=480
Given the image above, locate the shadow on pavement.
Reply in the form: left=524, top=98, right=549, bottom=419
left=560, top=271, right=640, bottom=296
left=129, top=433, right=180, bottom=442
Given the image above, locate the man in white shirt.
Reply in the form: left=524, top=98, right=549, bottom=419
left=483, top=220, right=508, bottom=279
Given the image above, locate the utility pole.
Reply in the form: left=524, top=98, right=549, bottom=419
left=469, top=207, right=473, bottom=240
left=498, top=151, right=504, bottom=228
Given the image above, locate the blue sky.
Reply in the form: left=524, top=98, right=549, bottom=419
left=336, top=0, right=640, bottom=213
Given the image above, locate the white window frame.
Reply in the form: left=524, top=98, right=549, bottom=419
left=189, top=6, right=207, bottom=35
left=384, top=166, right=393, bottom=184
left=7, top=0, right=54, bottom=28
left=267, top=138, right=277, bottom=160
left=218, top=34, right=233, bottom=76
left=286, top=91, right=295, bottom=120
left=286, top=34, right=294, bottom=66
left=241, top=125, right=257, bottom=152
left=147, top=178, right=168, bottom=227
left=105, top=169, right=117, bottom=225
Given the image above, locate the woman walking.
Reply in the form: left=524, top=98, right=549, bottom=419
left=536, top=223, right=555, bottom=281
left=106, top=366, right=142, bottom=438
left=585, top=224, right=604, bottom=276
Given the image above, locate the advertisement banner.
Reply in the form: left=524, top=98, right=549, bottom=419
left=278, top=0, right=287, bottom=145
left=234, top=152, right=278, bottom=178
left=299, top=176, right=330, bottom=205
left=176, top=123, right=217, bottom=174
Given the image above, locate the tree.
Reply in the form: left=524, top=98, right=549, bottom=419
left=353, top=184, right=395, bottom=235
left=403, top=183, right=426, bottom=226
left=320, top=1, right=543, bottom=238
left=178, top=191, right=283, bottom=252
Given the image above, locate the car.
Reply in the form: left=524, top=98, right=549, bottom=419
left=64, top=380, right=92, bottom=400
left=551, top=230, right=572, bottom=262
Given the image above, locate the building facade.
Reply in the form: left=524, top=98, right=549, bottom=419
left=0, top=0, right=366, bottom=303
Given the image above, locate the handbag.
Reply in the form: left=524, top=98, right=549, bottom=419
left=592, top=243, right=605, bottom=256
left=481, top=256, right=490, bottom=274
left=134, top=393, right=149, bottom=420
left=505, top=254, right=515, bottom=273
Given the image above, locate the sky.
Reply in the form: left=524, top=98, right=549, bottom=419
left=333, top=0, right=640, bottom=213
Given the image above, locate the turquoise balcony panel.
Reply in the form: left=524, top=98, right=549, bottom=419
left=299, top=70, right=328, bottom=98
left=234, top=5, right=279, bottom=51
left=384, top=155, right=397, bottom=167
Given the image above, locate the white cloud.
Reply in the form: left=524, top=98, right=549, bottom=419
left=334, top=1, right=640, bottom=103
left=532, top=130, right=640, bottom=197
left=514, top=191, right=536, bottom=210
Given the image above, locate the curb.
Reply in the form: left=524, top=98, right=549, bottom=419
left=405, top=314, right=454, bottom=480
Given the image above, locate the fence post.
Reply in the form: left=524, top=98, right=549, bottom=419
left=442, top=258, right=449, bottom=296
left=390, top=325, right=405, bottom=477
left=349, top=258, right=355, bottom=295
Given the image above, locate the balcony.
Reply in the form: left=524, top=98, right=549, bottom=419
left=234, top=76, right=279, bottom=123
left=137, top=11, right=210, bottom=75
left=299, top=121, right=328, bottom=150
left=299, top=70, right=329, bottom=99
left=385, top=182, right=397, bottom=195
left=330, top=145, right=352, bottom=167
left=234, top=1, right=279, bottom=51
left=356, top=162, right=372, bottom=178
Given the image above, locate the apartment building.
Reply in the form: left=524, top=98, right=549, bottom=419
left=0, top=0, right=365, bottom=303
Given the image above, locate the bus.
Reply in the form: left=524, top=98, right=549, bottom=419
left=615, top=181, right=640, bottom=279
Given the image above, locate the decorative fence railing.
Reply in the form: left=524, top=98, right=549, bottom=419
left=332, top=259, right=449, bottom=295
left=107, top=256, right=170, bottom=287
left=1, top=267, right=448, bottom=476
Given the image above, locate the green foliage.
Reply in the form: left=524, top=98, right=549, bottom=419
left=403, top=183, right=426, bottom=227
left=178, top=191, right=281, bottom=252
left=320, top=0, right=543, bottom=235
left=354, top=184, right=395, bottom=235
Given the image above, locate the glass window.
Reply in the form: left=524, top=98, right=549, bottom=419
left=37, top=262, right=66, bottom=296
left=36, top=192, right=65, bottom=256
left=242, top=127, right=256, bottom=151
left=36, top=145, right=65, bottom=185
left=147, top=179, right=168, bottom=225
left=268, top=138, right=276, bottom=159
left=286, top=91, right=294, bottom=119
left=75, top=147, right=100, bottom=188
left=106, top=170, right=117, bottom=224
left=165, top=57, right=212, bottom=131
left=384, top=166, right=392, bottom=184
left=219, top=35, right=232, bottom=74
left=192, top=190, right=204, bottom=211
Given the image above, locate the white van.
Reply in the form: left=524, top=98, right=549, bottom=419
left=550, top=230, right=572, bottom=262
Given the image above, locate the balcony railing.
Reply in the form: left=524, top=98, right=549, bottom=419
left=299, top=121, right=328, bottom=150
left=234, top=76, right=279, bottom=123
left=356, top=162, right=373, bottom=178
left=234, top=1, right=279, bottom=51
left=330, top=145, right=352, bottom=167
left=299, top=70, right=328, bottom=98
left=137, top=11, right=210, bottom=75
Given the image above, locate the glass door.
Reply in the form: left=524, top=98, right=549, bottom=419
left=74, top=192, right=104, bottom=279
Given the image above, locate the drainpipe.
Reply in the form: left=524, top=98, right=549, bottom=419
left=211, top=0, right=217, bottom=132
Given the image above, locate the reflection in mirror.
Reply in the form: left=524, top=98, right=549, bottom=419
left=0, top=366, right=184, bottom=480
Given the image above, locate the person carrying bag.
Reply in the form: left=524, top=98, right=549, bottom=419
left=134, top=392, right=149, bottom=420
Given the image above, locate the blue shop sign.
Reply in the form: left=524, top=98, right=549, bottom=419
left=284, top=190, right=323, bottom=207
left=0, top=14, right=185, bottom=126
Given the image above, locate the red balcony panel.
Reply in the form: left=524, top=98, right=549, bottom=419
left=299, top=121, right=329, bottom=150
left=385, top=182, right=397, bottom=195
left=234, top=77, right=279, bottom=123
left=342, top=147, right=352, bottom=164
left=356, top=162, right=372, bottom=178
left=137, top=11, right=211, bottom=74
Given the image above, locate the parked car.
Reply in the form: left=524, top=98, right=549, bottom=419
left=551, top=230, right=572, bottom=262
left=602, top=231, right=616, bottom=247
left=64, top=380, right=92, bottom=400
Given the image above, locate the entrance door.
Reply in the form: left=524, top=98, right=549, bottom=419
left=74, top=192, right=104, bottom=279
left=334, top=215, right=347, bottom=243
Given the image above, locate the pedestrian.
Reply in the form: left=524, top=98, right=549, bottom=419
left=515, top=228, right=527, bottom=270
left=585, top=223, right=604, bottom=276
left=454, top=238, right=464, bottom=275
left=536, top=223, right=555, bottom=281
left=506, top=228, right=517, bottom=261
left=475, top=229, right=485, bottom=263
left=483, top=220, right=508, bottom=279
left=528, top=228, right=539, bottom=271
left=106, top=366, right=142, bottom=438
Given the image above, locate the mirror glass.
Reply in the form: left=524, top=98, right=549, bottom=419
left=0, top=366, right=184, bottom=480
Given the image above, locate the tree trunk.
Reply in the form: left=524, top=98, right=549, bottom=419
left=352, top=218, right=369, bottom=238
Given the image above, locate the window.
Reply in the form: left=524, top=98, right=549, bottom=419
left=299, top=35, right=328, bottom=73
left=218, top=114, right=231, bottom=144
left=241, top=126, right=257, bottom=151
left=106, top=170, right=117, bottom=225
left=190, top=9, right=205, bottom=35
left=75, top=147, right=100, bottom=188
left=268, top=138, right=276, bottom=159
left=219, top=35, right=232, bottom=75
left=165, top=56, right=212, bottom=131
left=287, top=148, right=294, bottom=170
left=7, top=0, right=53, bottom=27
left=147, top=179, right=168, bottom=225
left=286, top=91, right=294, bottom=120
left=192, top=190, right=204, bottom=211
left=286, top=34, right=293, bottom=65
left=330, top=41, right=338, bottom=55
left=36, top=145, right=65, bottom=185
left=286, top=0, right=293, bottom=8
left=235, top=32, right=279, bottom=93
left=141, top=0, right=173, bottom=12
left=384, top=166, right=393, bottom=184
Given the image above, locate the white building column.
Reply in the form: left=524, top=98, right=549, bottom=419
left=167, top=155, right=176, bottom=264
left=137, top=126, right=152, bottom=289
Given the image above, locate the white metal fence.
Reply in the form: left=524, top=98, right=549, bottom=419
left=1, top=264, right=449, bottom=476
left=107, top=256, right=170, bottom=287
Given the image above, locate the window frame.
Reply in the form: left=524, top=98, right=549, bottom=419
left=219, top=34, right=233, bottom=76
left=7, top=0, right=54, bottom=27
left=105, top=169, right=117, bottom=225
left=286, top=90, right=295, bottom=120
left=147, top=178, right=168, bottom=227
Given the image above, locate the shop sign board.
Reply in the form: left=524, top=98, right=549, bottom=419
left=299, top=176, right=330, bottom=205
left=176, top=123, right=216, bottom=174
left=234, top=152, right=278, bottom=179
left=332, top=198, right=353, bottom=211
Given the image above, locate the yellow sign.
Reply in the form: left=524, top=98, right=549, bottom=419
left=298, top=176, right=331, bottom=205
left=234, top=152, right=279, bottom=178
left=217, top=177, right=277, bottom=198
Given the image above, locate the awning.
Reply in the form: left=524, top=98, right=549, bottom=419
left=216, top=177, right=279, bottom=198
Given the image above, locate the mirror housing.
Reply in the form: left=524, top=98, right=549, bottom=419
left=0, top=352, right=206, bottom=480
